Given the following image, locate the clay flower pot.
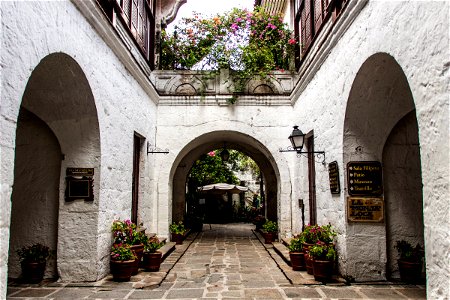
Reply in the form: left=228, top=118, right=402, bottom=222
left=130, top=244, right=144, bottom=275
left=142, top=251, right=162, bottom=272
left=110, top=259, right=135, bottom=282
left=289, top=251, right=306, bottom=271
left=312, top=259, right=333, bottom=283
left=21, top=261, right=46, bottom=283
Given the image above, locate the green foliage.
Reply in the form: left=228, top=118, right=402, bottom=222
left=288, top=237, right=303, bottom=253
left=262, top=220, right=278, bottom=233
left=395, top=240, right=424, bottom=262
left=309, top=241, right=337, bottom=261
left=169, top=221, right=187, bottom=235
left=16, top=243, right=51, bottom=263
left=110, top=243, right=136, bottom=261
left=299, top=224, right=337, bottom=244
left=160, top=7, right=297, bottom=103
left=111, top=219, right=143, bottom=245
left=144, top=236, right=163, bottom=253
left=228, top=150, right=260, bottom=179
left=189, top=150, right=239, bottom=187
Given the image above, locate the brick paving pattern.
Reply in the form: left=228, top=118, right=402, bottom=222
left=7, top=223, right=426, bottom=299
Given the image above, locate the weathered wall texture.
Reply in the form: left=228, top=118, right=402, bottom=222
left=0, top=0, right=448, bottom=299
left=0, top=1, right=158, bottom=296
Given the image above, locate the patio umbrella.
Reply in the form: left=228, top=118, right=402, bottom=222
left=198, top=183, right=248, bottom=194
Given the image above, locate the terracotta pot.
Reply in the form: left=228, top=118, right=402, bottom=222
left=305, top=253, right=314, bottom=275
left=171, top=233, right=184, bottom=245
left=142, top=251, right=162, bottom=272
left=110, top=259, right=135, bottom=282
left=289, top=252, right=306, bottom=271
left=398, top=259, right=422, bottom=283
left=130, top=244, right=144, bottom=275
left=21, top=261, right=46, bottom=283
left=263, top=232, right=276, bottom=244
left=312, top=259, right=333, bottom=283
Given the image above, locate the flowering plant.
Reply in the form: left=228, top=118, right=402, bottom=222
left=288, top=236, right=303, bottom=253
left=161, top=6, right=297, bottom=103
left=395, top=240, right=424, bottom=262
left=144, top=236, right=163, bottom=253
left=262, top=220, right=278, bottom=233
left=111, top=219, right=136, bottom=244
left=16, top=243, right=51, bottom=263
left=169, top=221, right=187, bottom=235
left=299, top=224, right=337, bottom=244
left=110, top=243, right=136, bottom=261
left=308, top=241, right=337, bottom=261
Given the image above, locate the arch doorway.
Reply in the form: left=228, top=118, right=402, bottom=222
left=343, top=53, right=425, bottom=281
left=8, top=53, right=101, bottom=282
left=170, top=131, right=280, bottom=231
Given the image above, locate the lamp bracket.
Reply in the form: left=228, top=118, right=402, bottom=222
left=147, top=142, right=169, bottom=154
left=279, top=147, right=326, bottom=165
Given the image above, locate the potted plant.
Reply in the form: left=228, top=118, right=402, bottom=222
left=111, top=219, right=145, bottom=275
left=142, top=236, right=163, bottom=271
left=288, top=236, right=305, bottom=271
left=395, top=240, right=424, bottom=283
left=252, top=214, right=266, bottom=231
left=262, top=220, right=278, bottom=244
left=309, top=241, right=337, bottom=283
left=110, top=243, right=136, bottom=282
left=16, top=243, right=51, bottom=283
left=299, top=224, right=337, bottom=275
left=169, top=221, right=187, bottom=245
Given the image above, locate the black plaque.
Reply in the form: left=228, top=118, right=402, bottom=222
left=65, top=177, right=94, bottom=201
left=328, top=161, right=340, bottom=194
left=347, top=161, right=383, bottom=196
left=66, top=168, right=94, bottom=176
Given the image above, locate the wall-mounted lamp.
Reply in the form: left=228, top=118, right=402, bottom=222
left=220, top=143, right=230, bottom=162
left=279, top=125, right=326, bottom=164
left=147, top=142, right=169, bottom=154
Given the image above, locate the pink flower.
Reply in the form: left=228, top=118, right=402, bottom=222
left=231, top=23, right=239, bottom=31
left=288, top=38, right=296, bottom=45
left=208, top=151, right=215, bottom=157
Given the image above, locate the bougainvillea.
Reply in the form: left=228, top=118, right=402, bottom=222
left=161, top=6, right=297, bottom=102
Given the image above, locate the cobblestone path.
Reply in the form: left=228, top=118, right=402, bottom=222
left=7, top=223, right=427, bottom=299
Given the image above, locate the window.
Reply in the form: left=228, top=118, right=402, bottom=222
left=97, top=0, right=156, bottom=69
left=294, top=0, right=348, bottom=68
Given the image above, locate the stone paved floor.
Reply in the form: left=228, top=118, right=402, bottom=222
left=7, top=223, right=427, bottom=299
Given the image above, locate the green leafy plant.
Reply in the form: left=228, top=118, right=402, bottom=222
left=308, top=241, right=337, bottom=261
left=110, top=243, right=136, bottom=261
left=169, top=221, right=187, bottom=235
left=16, top=243, right=51, bottom=263
left=130, top=230, right=148, bottom=246
left=395, top=240, right=424, bottom=262
left=299, top=224, right=337, bottom=244
left=161, top=6, right=297, bottom=103
left=144, top=236, right=163, bottom=253
left=111, top=219, right=136, bottom=245
left=288, top=236, right=303, bottom=253
left=262, top=220, right=278, bottom=233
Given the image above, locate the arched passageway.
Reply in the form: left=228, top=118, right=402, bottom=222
left=171, top=131, right=280, bottom=230
left=343, top=53, right=424, bottom=281
left=8, top=53, right=101, bottom=282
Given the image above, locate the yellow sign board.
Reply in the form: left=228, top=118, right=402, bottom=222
left=347, top=197, right=384, bottom=223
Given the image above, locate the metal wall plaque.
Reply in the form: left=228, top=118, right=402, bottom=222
left=328, top=161, right=340, bottom=194
left=66, top=168, right=94, bottom=176
left=347, top=161, right=383, bottom=196
left=347, top=197, right=384, bottom=222
left=65, top=167, right=94, bottom=201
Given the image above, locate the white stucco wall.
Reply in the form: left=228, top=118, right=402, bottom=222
left=0, top=1, right=158, bottom=296
left=0, top=0, right=448, bottom=299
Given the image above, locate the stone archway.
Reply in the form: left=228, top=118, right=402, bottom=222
left=8, top=53, right=101, bottom=282
left=343, top=53, right=424, bottom=281
left=170, top=131, right=280, bottom=231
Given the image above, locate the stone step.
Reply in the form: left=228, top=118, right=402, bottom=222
left=159, top=242, right=176, bottom=261
left=272, top=242, right=291, bottom=266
